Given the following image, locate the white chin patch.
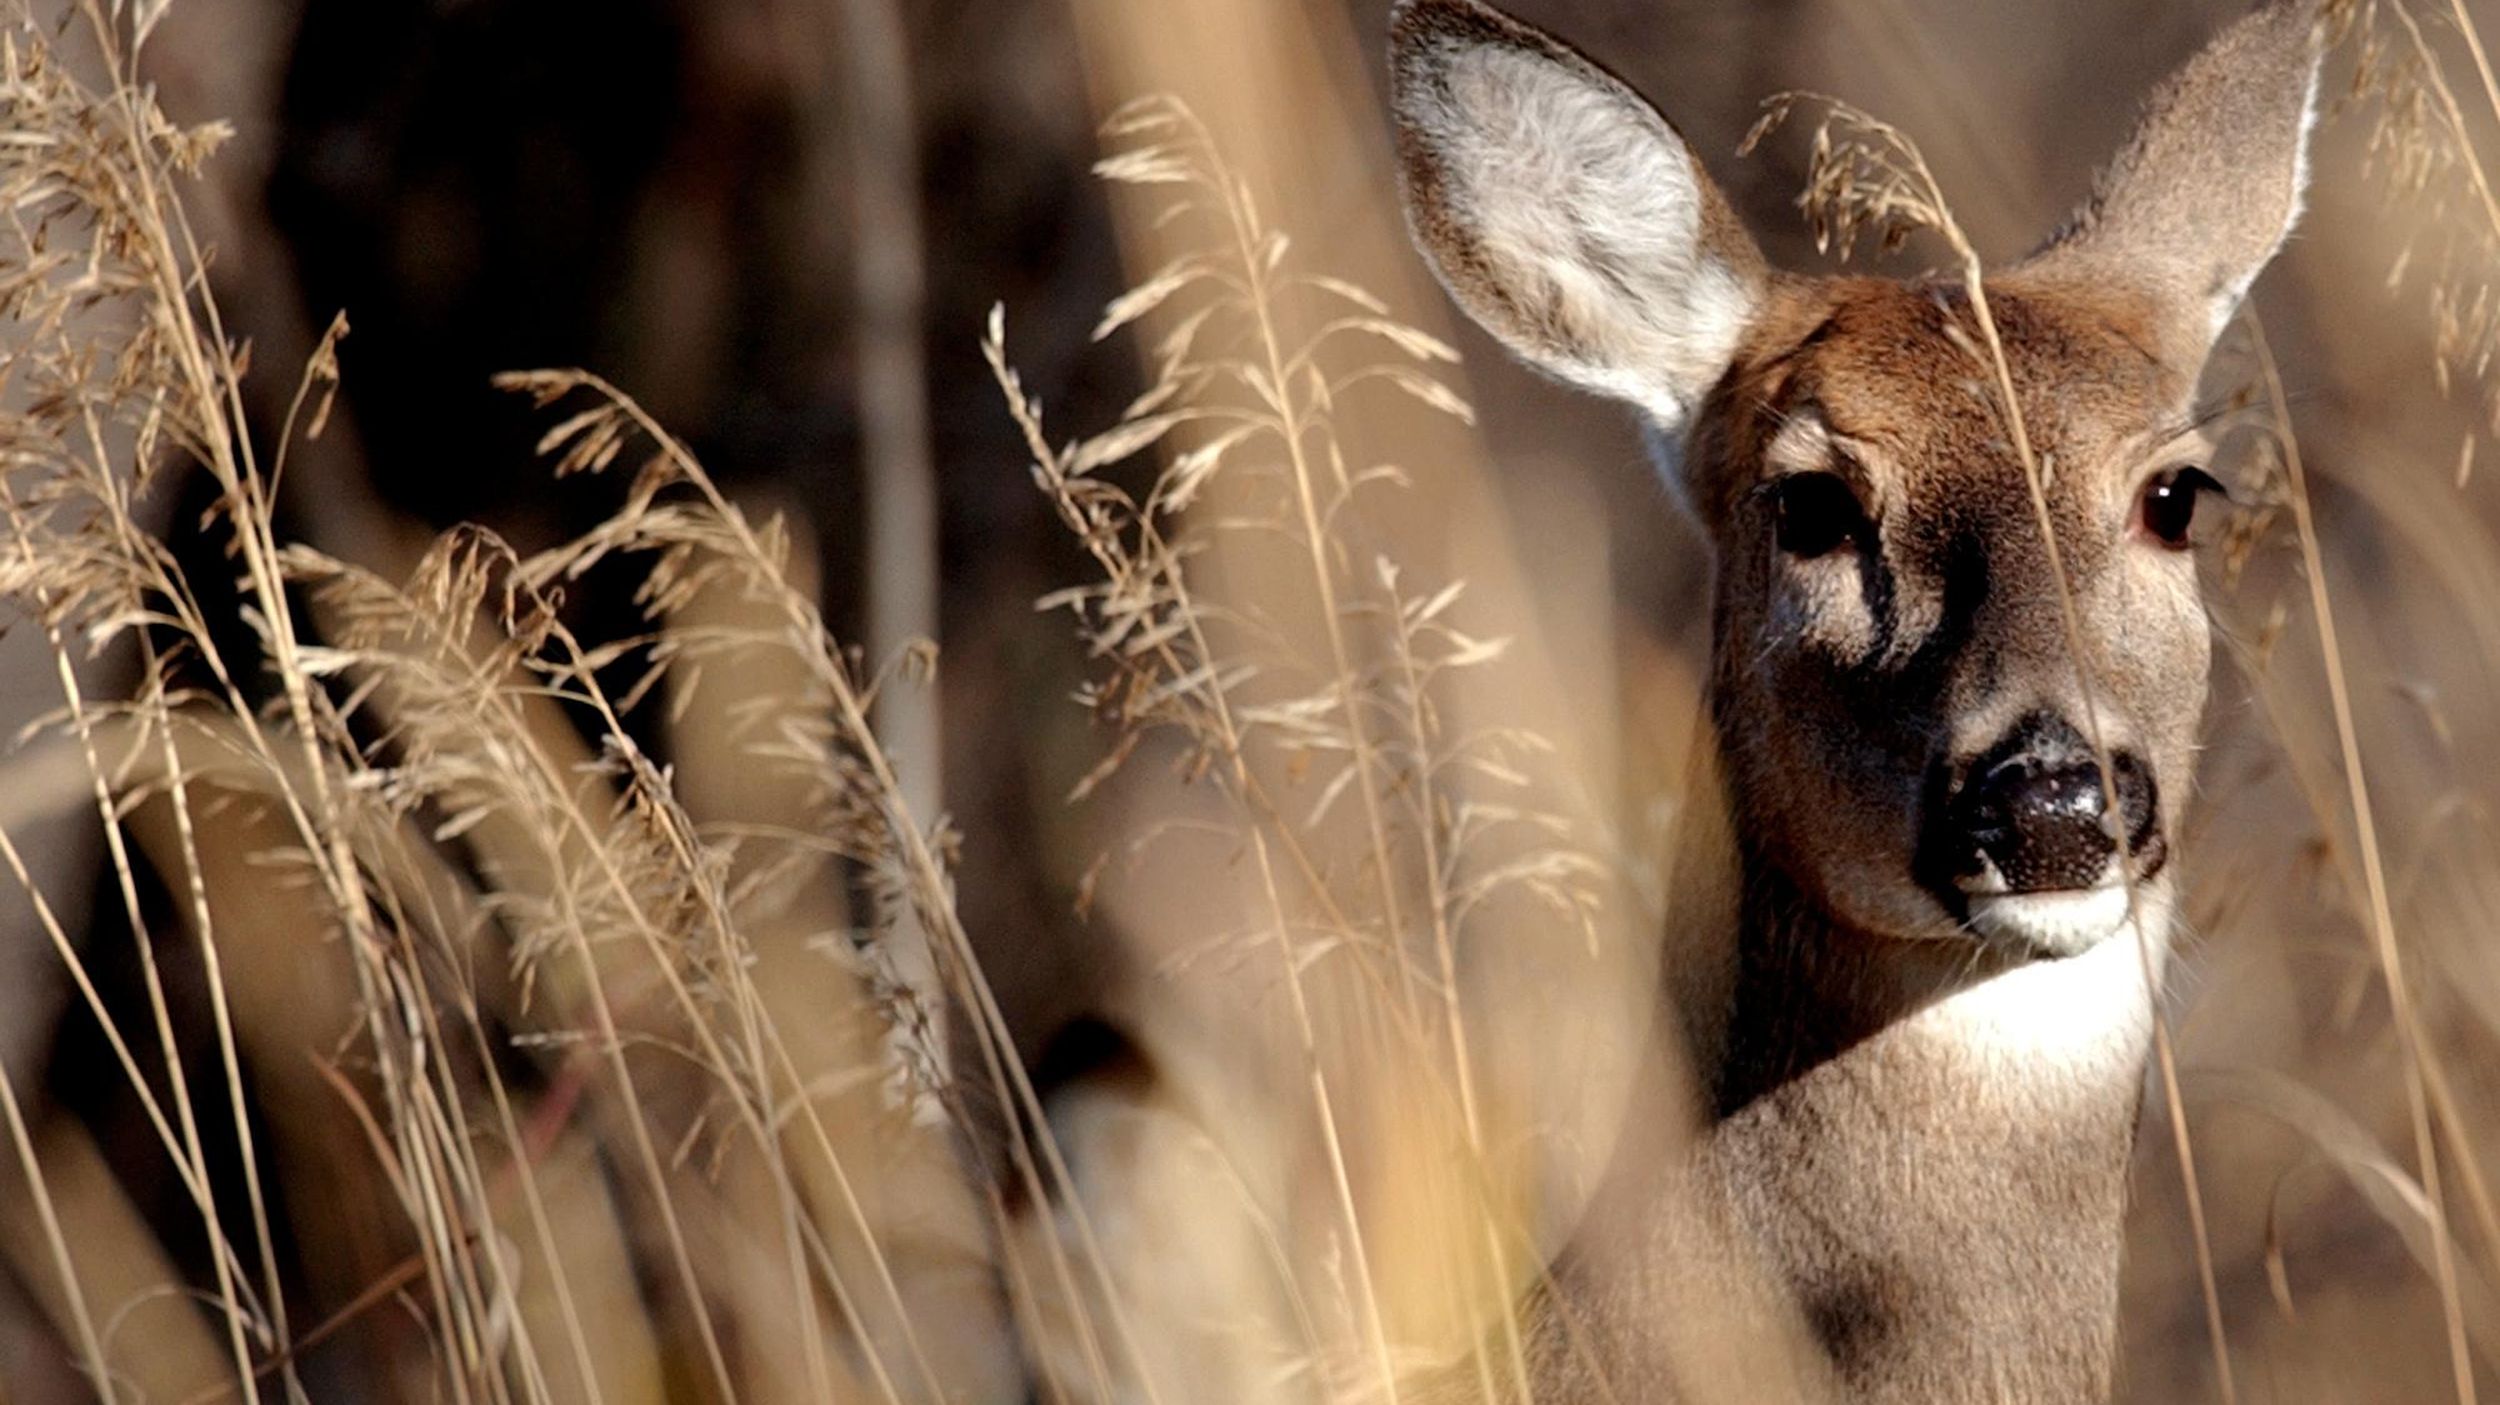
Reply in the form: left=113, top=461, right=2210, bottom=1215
left=1966, top=884, right=2142, bottom=958
left=1927, top=888, right=2170, bottom=1074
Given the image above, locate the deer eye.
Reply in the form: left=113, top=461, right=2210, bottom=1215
left=1772, top=471, right=1866, bottom=558
left=2138, top=467, right=2224, bottom=549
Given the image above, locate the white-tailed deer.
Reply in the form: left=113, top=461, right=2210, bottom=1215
left=1390, top=0, right=2320, bottom=1399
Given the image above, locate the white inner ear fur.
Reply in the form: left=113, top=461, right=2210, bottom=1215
left=1437, top=47, right=1755, bottom=427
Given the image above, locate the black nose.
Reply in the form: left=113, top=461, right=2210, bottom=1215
left=1945, top=714, right=2160, bottom=895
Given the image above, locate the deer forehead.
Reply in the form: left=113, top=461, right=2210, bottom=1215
left=1704, top=277, right=2184, bottom=541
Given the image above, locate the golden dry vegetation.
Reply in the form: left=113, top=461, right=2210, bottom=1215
left=0, top=0, right=2496, bottom=1401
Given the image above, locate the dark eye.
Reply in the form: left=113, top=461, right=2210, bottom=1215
left=1772, top=471, right=1866, bottom=558
left=2138, top=467, right=2224, bottom=549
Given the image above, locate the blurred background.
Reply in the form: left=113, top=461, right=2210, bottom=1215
left=4, top=0, right=2500, bottom=1400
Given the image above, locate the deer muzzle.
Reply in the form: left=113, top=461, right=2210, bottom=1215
left=1920, top=712, right=2167, bottom=956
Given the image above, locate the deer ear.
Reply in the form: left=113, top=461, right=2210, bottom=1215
left=2025, top=1, right=2324, bottom=368
left=1389, top=0, right=1768, bottom=431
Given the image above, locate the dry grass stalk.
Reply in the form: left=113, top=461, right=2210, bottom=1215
left=0, top=3, right=1029, bottom=1398
left=2238, top=308, right=2483, bottom=1402
left=1745, top=90, right=2250, bottom=1399
left=2333, top=0, right=2500, bottom=451
left=989, top=95, right=1605, bottom=1403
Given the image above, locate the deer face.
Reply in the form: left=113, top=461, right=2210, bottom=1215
left=1694, top=277, right=2218, bottom=955
left=1389, top=0, right=2321, bottom=957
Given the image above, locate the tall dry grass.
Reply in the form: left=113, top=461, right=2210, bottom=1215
left=3, top=0, right=2500, bottom=1402
left=0, top=4, right=1021, bottom=1399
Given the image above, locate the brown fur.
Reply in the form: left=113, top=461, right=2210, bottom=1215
left=1689, top=274, right=2209, bottom=956
left=1388, top=1, right=2325, bottom=1399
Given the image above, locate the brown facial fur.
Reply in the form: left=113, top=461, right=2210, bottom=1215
left=1690, top=274, right=2212, bottom=944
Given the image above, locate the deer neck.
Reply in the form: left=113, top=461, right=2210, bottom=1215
left=1675, top=728, right=2163, bottom=1400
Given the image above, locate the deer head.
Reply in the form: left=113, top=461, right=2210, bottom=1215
left=1390, top=0, right=2321, bottom=963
